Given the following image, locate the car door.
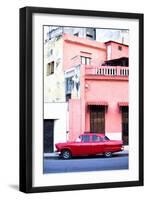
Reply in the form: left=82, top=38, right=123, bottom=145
left=77, top=135, right=92, bottom=155
left=91, top=135, right=105, bottom=154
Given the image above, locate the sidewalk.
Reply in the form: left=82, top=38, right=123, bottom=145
left=44, top=150, right=129, bottom=159
left=44, top=152, right=59, bottom=158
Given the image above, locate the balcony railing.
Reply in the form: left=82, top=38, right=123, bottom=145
left=70, top=55, right=129, bottom=77
left=85, top=65, right=129, bottom=76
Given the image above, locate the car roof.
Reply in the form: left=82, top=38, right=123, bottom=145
left=80, top=133, right=105, bottom=137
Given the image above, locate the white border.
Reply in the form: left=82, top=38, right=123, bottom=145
left=33, top=13, right=139, bottom=187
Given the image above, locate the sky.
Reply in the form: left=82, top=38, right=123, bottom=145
left=96, top=29, right=129, bottom=44
left=44, top=26, right=129, bottom=45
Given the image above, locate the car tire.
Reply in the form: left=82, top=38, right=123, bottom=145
left=104, top=152, right=112, bottom=158
left=61, top=150, right=72, bottom=159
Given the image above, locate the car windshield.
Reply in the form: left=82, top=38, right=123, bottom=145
left=104, top=136, right=110, bottom=141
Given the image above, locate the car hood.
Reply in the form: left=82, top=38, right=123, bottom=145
left=55, top=142, right=75, bottom=147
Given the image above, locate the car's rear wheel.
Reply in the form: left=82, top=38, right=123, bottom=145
left=61, top=149, right=72, bottom=159
left=104, top=152, right=112, bottom=158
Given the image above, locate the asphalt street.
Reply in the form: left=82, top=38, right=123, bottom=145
left=43, top=151, right=128, bottom=173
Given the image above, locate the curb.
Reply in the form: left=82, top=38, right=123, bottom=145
left=44, top=152, right=59, bottom=158
left=44, top=150, right=129, bottom=158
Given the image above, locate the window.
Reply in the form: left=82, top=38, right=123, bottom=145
left=66, top=94, right=71, bottom=101
left=81, top=135, right=90, bottom=142
left=118, top=46, right=122, bottom=51
left=86, top=33, right=93, bottom=39
left=74, top=32, right=79, bottom=37
left=92, top=135, right=102, bottom=142
left=50, top=49, right=53, bottom=55
left=47, top=61, right=54, bottom=75
left=48, top=49, right=53, bottom=57
left=81, top=56, right=91, bottom=65
left=66, top=77, right=74, bottom=94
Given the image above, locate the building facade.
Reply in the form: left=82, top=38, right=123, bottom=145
left=44, top=32, right=129, bottom=153
left=44, top=26, right=96, bottom=42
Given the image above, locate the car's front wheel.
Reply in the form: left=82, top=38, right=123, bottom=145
left=61, top=149, right=72, bottom=159
left=104, top=152, right=112, bottom=158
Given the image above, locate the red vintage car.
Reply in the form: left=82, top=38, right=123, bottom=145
left=55, top=133, right=124, bottom=159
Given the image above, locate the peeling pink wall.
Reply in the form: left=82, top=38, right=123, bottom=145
left=62, top=35, right=129, bottom=141
left=68, top=99, right=81, bottom=141
left=68, top=66, right=128, bottom=140
left=84, top=78, right=128, bottom=134
left=63, top=34, right=106, bottom=70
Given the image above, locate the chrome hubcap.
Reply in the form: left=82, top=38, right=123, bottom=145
left=105, top=152, right=111, bottom=157
left=63, top=151, right=70, bottom=158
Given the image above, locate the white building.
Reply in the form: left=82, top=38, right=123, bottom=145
left=44, top=32, right=68, bottom=153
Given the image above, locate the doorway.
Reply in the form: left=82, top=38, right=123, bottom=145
left=122, top=107, right=129, bottom=145
left=90, top=106, right=105, bottom=133
left=44, top=119, right=54, bottom=153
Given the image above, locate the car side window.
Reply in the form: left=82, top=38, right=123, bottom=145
left=92, top=135, right=102, bottom=142
left=81, top=135, right=90, bottom=142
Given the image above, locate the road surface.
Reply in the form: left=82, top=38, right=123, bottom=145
left=43, top=152, right=128, bottom=173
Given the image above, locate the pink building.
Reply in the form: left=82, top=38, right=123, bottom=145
left=62, top=34, right=129, bottom=145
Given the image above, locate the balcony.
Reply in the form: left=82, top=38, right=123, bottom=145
left=85, top=65, right=129, bottom=77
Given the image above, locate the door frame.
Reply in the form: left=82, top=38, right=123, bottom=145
left=90, top=105, right=105, bottom=133
left=44, top=119, right=54, bottom=153
left=121, top=106, right=129, bottom=145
